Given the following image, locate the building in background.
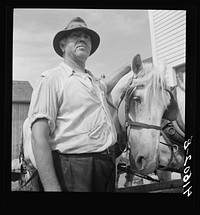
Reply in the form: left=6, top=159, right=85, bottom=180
left=148, top=10, right=186, bottom=88
left=12, top=81, right=32, bottom=160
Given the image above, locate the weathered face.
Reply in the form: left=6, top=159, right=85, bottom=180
left=61, top=30, right=92, bottom=61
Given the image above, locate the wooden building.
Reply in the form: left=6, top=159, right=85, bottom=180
left=148, top=10, right=186, bottom=87
left=12, top=81, right=33, bottom=160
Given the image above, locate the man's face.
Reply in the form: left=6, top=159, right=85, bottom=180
left=62, top=30, right=92, bottom=61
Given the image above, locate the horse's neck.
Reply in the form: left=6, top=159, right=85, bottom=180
left=108, top=71, right=133, bottom=133
left=110, top=71, right=133, bottom=107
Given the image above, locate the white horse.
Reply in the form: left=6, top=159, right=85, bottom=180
left=107, top=54, right=185, bottom=187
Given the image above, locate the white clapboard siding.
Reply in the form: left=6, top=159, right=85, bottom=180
left=154, top=10, right=184, bottom=28
left=154, top=13, right=185, bottom=35
left=157, top=34, right=185, bottom=52
left=156, top=24, right=186, bottom=44
left=148, top=10, right=186, bottom=68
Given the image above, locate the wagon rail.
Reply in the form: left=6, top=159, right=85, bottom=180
left=116, top=163, right=183, bottom=193
left=115, top=179, right=183, bottom=193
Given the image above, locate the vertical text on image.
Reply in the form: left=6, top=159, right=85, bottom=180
left=183, top=136, right=193, bottom=197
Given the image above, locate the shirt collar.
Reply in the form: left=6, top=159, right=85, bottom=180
left=59, top=62, right=74, bottom=77
left=59, top=61, right=94, bottom=78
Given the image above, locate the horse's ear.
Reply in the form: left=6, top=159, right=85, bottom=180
left=132, top=54, right=143, bottom=75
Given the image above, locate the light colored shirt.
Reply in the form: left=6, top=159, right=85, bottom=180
left=27, top=62, right=117, bottom=154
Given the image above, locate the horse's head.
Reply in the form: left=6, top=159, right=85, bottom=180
left=120, top=54, right=179, bottom=175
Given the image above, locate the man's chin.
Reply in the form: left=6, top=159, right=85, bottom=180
left=75, top=49, right=90, bottom=58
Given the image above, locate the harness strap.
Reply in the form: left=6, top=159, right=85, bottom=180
left=161, top=119, right=184, bottom=148
left=172, top=120, right=185, bottom=139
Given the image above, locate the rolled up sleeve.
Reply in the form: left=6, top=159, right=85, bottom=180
left=28, top=76, right=58, bottom=135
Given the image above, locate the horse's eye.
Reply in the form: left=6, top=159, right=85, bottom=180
left=133, top=96, right=140, bottom=102
left=137, top=84, right=144, bottom=89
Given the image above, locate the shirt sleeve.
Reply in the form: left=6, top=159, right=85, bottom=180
left=28, top=75, right=58, bottom=135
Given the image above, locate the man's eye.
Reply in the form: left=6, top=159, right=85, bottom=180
left=84, top=35, right=90, bottom=39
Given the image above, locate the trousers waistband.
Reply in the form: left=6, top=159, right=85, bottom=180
left=53, top=148, right=111, bottom=157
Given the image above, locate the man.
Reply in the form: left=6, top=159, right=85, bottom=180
left=28, top=17, right=131, bottom=192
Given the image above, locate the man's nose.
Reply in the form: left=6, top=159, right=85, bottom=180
left=78, top=36, right=89, bottom=47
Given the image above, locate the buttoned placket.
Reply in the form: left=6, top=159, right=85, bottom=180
left=76, top=72, right=101, bottom=101
left=81, top=73, right=112, bottom=127
left=91, top=79, right=114, bottom=130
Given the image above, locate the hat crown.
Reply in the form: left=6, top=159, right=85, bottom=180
left=65, top=17, right=87, bottom=30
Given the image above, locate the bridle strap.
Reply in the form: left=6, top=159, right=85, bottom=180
left=124, top=85, right=162, bottom=131
left=158, top=130, right=174, bottom=171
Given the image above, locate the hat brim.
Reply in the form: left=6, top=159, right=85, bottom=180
left=53, top=27, right=100, bottom=57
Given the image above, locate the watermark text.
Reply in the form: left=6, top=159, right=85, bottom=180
left=183, top=136, right=192, bottom=197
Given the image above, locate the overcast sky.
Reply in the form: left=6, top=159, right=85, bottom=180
left=13, top=8, right=152, bottom=87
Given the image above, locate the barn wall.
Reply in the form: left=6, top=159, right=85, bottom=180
left=148, top=10, right=186, bottom=67
left=12, top=103, right=29, bottom=160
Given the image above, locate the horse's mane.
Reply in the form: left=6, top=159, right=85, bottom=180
left=131, top=62, right=168, bottom=109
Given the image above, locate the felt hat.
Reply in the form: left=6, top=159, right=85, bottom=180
left=53, top=17, right=100, bottom=57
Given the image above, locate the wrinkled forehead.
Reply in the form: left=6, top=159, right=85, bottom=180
left=69, top=30, right=91, bottom=38
left=60, top=30, right=91, bottom=44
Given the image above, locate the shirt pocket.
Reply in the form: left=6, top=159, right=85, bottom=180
left=88, top=122, right=106, bottom=139
left=75, top=110, right=106, bottom=139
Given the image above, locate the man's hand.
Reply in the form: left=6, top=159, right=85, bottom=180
left=104, top=63, right=131, bottom=94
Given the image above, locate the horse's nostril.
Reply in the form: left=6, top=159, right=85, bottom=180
left=135, top=155, right=146, bottom=171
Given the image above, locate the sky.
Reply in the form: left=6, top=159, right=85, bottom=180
left=13, top=8, right=152, bottom=87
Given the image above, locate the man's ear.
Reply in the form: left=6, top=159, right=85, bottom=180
left=132, top=54, right=143, bottom=75
left=59, top=39, right=66, bottom=52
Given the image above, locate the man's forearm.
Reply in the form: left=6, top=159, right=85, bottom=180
left=32, top=120, right=61, bottom=191
left=104, top=64, right=131, bottom=93
left=32, top=139, right=61, bottom=191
